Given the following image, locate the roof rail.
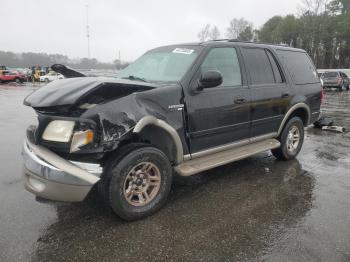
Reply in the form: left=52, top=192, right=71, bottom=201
left=204, top=38, right=290, bottom=47
left=209, top=39, right=230, bottom=42
left=228, top=39, right=290, bottom=47
left=200, top=39, right=229, bottom=44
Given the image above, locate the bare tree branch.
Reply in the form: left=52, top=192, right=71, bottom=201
left=209, top=25, right=221, bottom=40
left=198, top=24, right=211, bottom=42
left=226, top=18, right=253, bottom=39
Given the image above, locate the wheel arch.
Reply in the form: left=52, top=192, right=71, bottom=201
left=132, top=116, right=184, bottom=164
left=277, top=103, right=311, bottom=136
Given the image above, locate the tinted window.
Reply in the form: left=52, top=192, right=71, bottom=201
left=266, top=50, right=283, bottom=83
left=242, top=48, right=275, bottom=85
left=324, top=72, right=338, bottom=77
left=277, top=50, right=319, bottom=85
left=200, top=47, right=241, bottom=87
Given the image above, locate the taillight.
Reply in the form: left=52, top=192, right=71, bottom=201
left=336, top=76, right=342, bottom=83
left=320, top=86, right=325, bottom=104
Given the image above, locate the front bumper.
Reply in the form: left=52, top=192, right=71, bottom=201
left=22, top=139, right=102, bottom=202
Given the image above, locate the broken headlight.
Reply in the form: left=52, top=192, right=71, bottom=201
left=70, top=129, right=94, bottom=153
left=41, top=119, right=96, bottom=153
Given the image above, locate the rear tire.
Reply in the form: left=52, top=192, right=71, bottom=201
left=272, top=117, right=304, bottom=161
left=102, top=144, right=173, bottom=221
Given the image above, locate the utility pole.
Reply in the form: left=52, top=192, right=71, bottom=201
left=86, top=4, right=90, bottom=58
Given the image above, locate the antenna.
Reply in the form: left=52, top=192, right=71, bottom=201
left=86, top=4, right=90, bottom=58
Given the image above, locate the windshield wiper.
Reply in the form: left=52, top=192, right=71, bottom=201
left=121, top=75, right=148, bottom=82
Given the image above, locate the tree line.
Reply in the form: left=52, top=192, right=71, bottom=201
left=0, top=51, right=129, bottom=70
left=198, top=0, right=350, bottom=69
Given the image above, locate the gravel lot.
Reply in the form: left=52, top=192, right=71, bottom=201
left=0, top=83, right=349, bottom=262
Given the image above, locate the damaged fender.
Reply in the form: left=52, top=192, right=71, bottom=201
left=24, top=77, right=188, bottom=161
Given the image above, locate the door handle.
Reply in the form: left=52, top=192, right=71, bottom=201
left=234, top=98, right=246, bottom=104
left=282, top=93, right=290, bottom=98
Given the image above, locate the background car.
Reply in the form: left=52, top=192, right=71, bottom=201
left=0, top=70, right=27, bottom=83
left=39, top=71, right=64, bottom=82
left=321, top=71, right=349, bottom=91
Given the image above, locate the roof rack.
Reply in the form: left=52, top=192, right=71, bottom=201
left=205, top=39, right=290, bottom=47
left=229, top=39, right=290, bottom=47
left=208, top=39, right=230, bottom=42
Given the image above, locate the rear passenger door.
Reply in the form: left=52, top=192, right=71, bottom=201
left=241, top=47, right=289, bottom=137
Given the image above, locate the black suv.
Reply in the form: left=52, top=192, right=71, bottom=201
left=22, top=40, right=322, bottom=220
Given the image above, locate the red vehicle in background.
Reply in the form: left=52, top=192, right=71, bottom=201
left=0, top=70, right=27, bottom=83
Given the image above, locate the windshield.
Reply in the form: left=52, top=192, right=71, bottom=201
left=117, top=46, right=201, bottom=82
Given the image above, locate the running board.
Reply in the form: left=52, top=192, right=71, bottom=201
left=175, top=139, right=280, bottom=176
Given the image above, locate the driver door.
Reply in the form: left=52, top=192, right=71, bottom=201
left=185, top=47, right=251, bottom=153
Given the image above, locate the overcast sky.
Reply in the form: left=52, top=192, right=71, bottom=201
left=1, top=0, right=301, bottom=62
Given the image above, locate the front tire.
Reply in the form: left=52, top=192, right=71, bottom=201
left=272, top=117, right=304, bottom=160
left=104, top=145, right=173, bottom=221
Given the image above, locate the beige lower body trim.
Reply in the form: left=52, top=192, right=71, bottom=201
left=176, top=138, right=280, bottom=176
left=185, top=132, right=277, bottom=161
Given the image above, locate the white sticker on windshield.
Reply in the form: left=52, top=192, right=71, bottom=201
left=172, top=48, right=194, bottom=55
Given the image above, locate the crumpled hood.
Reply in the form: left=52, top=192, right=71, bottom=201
left=24, top=77, right=158, bottom=107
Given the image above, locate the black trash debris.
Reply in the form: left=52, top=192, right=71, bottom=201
left=314, top=116, right=334, bottom=128
left=314, top=116, right=345, bottom=133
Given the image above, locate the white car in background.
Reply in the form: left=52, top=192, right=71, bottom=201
left=39, top=72, right=64, bottom=82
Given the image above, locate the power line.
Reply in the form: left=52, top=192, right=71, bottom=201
left=86, top=4, right=90, bottom=58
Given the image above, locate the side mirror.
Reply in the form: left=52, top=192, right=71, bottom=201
left=198, top=70, right=223, bottom=90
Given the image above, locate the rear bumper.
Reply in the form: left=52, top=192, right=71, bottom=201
left=323, top=83, right=340, bottom=87
left=22, top=139, right=102, bottom=202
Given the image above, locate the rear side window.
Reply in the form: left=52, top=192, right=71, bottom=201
left=324, top=72, right=338, bottom=77
left=276, top=50, right=319, bottom=85
left=241, top=48, right=275, bottom=85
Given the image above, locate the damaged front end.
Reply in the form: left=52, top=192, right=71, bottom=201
left=22, top=77, right=164, bottom=202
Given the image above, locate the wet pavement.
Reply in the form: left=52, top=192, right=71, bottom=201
left=0, top=83, right=349, bottom=261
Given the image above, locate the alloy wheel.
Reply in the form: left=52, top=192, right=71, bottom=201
left=123, top=162, right=161, bottom=206
left=286, top=125, right=300, bottom=152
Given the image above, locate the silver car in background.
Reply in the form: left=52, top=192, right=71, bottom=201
left=321, top=71, right=349, bottom=91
